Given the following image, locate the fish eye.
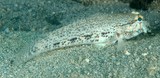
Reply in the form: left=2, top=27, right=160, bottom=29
left=138, top=17, right=142, bottom=21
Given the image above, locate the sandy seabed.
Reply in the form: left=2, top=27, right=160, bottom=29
left=0, top=0, right=160, bottom=78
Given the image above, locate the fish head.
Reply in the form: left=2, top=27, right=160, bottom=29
left=117, top=14, right=150, bottom=40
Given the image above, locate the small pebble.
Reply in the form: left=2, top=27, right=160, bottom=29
left=148, top=45, right=152, bottom=50
left=142, top=53, right=148, bottom=56
left=124, top=50, right=130, bottom=55
left=85, top=58, right=90, bottom=63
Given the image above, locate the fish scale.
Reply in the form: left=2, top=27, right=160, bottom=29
left=31, top=13, right=149, bottom=55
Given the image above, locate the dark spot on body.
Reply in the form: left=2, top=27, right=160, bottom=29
left=90, top=40, right=94, bottom=42
left=95, top=39, right=99, bottom=42
left=116, top=33, right=120, bottom=37
left=101, top=32, right=108, bottom=34
left=101, top=32, right=109, bottom=37
left=61, top=41, right=66, bottom=45
left=82, top=34, right=92, bottom=40
left=69, top=37, right=78, bottom=43
left=53, top=42, right=60, bottom=46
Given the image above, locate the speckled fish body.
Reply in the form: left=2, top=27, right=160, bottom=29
left=31, top=13, right=149, bottom=54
